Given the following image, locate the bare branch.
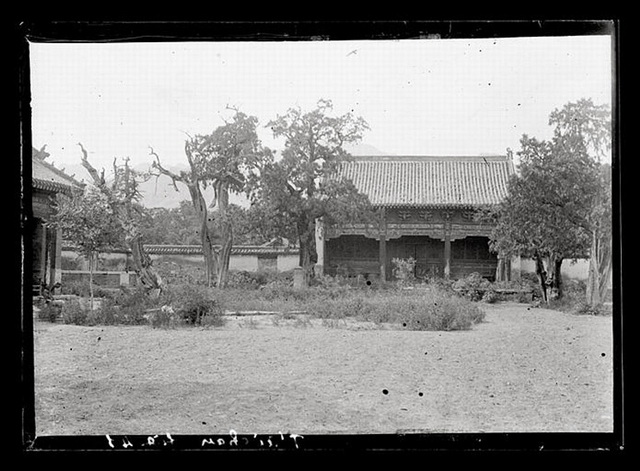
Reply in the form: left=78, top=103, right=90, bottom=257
left=111, top=157, right=120, bottom=192
left=78, top=142, right=107, bottom=188
left=149, top=146, right=185, bottom=192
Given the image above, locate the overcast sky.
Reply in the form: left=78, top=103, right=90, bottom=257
left=29, top=34, right=612, bottom=172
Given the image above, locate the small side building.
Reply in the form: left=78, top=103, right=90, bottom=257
left=317, top=155, right=516, bottom=281
left=31, top=147, right=83, bottom=295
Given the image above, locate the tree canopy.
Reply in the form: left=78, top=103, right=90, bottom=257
left=247, top=99, right=375, bottom=282
left=52, top=185, right=123, bottom=306
left=151, top=110, right=269, bottom=287
left=77, top=143, right=164, bottom=292
left=490, top=98, right=611, bottom=302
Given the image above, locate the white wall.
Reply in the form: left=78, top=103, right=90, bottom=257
left=520, top=258, right=612, bottom=288
left=65, top=249, right=299, bottom=274
left=229, top=255, right=259, bottom=272
left=277, top=254, right=300, bottom=272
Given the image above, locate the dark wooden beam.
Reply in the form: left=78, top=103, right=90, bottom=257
left=379, top=208, right=387, bottom=281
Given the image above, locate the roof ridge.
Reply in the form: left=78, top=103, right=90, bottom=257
left=346, top=155, right=508, bottom=162
left=335, top=155, right=513, bottom=207
left=33, top=156, right=84, bottom=187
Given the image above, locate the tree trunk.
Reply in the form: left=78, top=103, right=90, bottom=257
left=297, top=217, right=316, bottom=286
left=200, top=224, right=218, bottom=288
left=130, top=234, right=163, bottom=292
left=534, top=251, right=548, bottom=304
left=548, top=255, right=564, bottom=300
left=496, top=257, right=513, bottom=283
left=217, top=230, right=232, bottom=288
left=215, top=182, right=233, bottom=289
left=586, top=228, right=612, bottom=306
left=187, top=184, right=218, bottom=287
left=89, top=252, right=95, bottom=311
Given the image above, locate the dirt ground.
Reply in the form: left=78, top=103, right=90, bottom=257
left=32, top=302, right=614, bottom=436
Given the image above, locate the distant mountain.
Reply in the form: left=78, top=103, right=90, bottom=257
left=344, top=142, right=389, bottom=156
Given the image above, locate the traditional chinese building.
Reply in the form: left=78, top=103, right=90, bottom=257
left=31, top=147, right=83, bottom=295
left=316, top=155, right=515, bottom=281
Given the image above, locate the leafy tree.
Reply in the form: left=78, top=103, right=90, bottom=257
left=139, top=202, right=201, bottom=245
left=247, top=99, right=375, bottom=284
left=52, top=186, right=122, bottom=308
left=139, top=200, right=270, bottom=246
left=151, top=110, right=267, bottom=287
left=549, top=99, right=613, bottom=306
left=224, top=203, right=272, bottom=246
left=490, top=99, right=611, bottom=303
left=585, top=163, right=612, bottom=306
left=78, top=143, right=164, bottom=293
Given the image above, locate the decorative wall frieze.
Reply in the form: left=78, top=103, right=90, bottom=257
left=326, top=210, right=495, bottom=241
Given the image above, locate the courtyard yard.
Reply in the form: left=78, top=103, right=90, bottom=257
left=32, top=302, right=613, bottom=436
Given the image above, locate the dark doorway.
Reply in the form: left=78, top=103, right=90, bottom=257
left=388, top=236, right=444, bottom=279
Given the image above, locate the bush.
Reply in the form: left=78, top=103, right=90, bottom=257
left=61, top=300, right=90, bottom=325
left=89, top=297, right=120, bottom=325
left=60, top=279, right=91, bottom=297
left=60, top=279, right=120, bottom=300
left=110, top=288, right=155, bottom=325
left=148, top=306, right=182, bottom=329
left=452, top=272, right=491, bottom=301
left=305, top=286, right=485, bottom=331
left=482, top=289, right=499, bottom=304
left=155, top=261, right=207, bottom=287
left=394, top=290, right=485, bottom=331
left=573, top=301, right=607, bottom=316
left=37, top=302, right=61, bottom=322
left=392, top=257, right=416, bottom=285
left=226, top=270, right=261, bottom=289
left=165, top=284, right=225, bottom=327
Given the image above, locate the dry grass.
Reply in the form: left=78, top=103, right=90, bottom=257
left=32, top=302, right=613, bottom=436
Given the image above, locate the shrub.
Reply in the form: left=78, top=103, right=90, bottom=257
left=482, top=289, right=499, bottom=304
left=392, top=257, right=416, bottom=285
left=293, top=315, right=313, bottom=328
left=61, top=300, right=90, bottom=325
left=155, top=261, right=206, bottom=287
left=148, top=305, right=183, bottom=329
left=516, top=291, right=533, bottom=303
left=37, top=302, right=61, bottom=322
left=452, top=272, right=491, bottom=301
left=425, top=275, right=455, bottom=293
left=110, top=288, right=154, bottom=325
left=321, top=318, right=347, bottom=329
left=89, top=297, right=119, bottom=325
left=573, top=301, right=607, bottom=316
left=226, top=271, right=261, bottom=289
left=60, top=279, right=91, bottom=297
left=239, top=316, right=259, bottom=329
left=59, top=279, right=119, bottom=300
left=307, top=297, right=348, bottom=319
left=399, top=292, right=485, bottom=331
left=166, top=284, right=225, bottom=327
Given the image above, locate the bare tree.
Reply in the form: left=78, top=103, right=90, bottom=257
left=151, top=110, right=266, bottom=287
left=78, top=143, right=164, bottom=293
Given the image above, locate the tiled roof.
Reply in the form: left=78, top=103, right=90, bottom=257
left=335, top=155, right=514, bottom=208
left=144, top=245, right=299, bottom=256
left=62, top=244, right=300, bottom=256
left=32, top=153, right=83, bottom=195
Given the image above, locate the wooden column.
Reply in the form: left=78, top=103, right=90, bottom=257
left=443, top=215, right=452, bottom=279
left=379, top=208, right=387, bottom=281
left=314, top=217, right=325, bottom=277
left=38, top=221, right=48, bottom=285
left=444, top=234, right=451, bottom=279
left=51, top=226, right=63, bottom=285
